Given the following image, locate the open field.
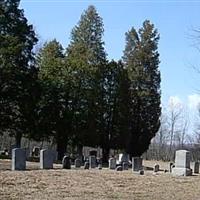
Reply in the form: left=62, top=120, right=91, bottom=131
left=0, top=159, right=200, bottom=200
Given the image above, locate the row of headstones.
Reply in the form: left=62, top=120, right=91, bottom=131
left=12, top=148, right=58, bottom=170
left=12, top=148, right=101, bottom=170
left=109, top=157, right=143, bottom=171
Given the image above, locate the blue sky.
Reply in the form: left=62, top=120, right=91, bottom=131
left=20, top=0, right=200, bottom=131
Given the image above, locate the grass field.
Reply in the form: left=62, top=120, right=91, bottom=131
left=0, top=159, right=200, bottom=200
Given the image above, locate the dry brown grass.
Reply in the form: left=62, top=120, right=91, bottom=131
left=0, top=159, right=200, bottom=200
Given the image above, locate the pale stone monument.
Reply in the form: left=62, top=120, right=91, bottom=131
left=62, top=156, right=71, bottom=169
left=75, top=158, right=82, bottom=168
left=194, top=162, right=199, bottom=174
left=132, top=157, right=143, bottom=171
left=12, top=148, right=26, bottom=170
left=172, top=150, right=192, bottom=176
left=89, top=155, right=96, bottom=168
left=40, top=149, right=54, bottom=169
left=117, top=153, right=129, bottom=164
left=109, top=158, right=116, bottom=170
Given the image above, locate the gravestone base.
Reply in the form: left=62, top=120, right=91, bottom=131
left=172, top=167, right=192, bottom=176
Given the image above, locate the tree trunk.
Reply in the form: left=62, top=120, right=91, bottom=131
left=56, top=138, right=67, bottom=161
left=102, top=147, right=110, bottom=164
left=15, top=132, right=22, bottom=148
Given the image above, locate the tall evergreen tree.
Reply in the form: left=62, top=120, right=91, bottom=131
left=37, top=39, right=72, bottom=160
left=123, top=20, right=161, bottom=157
left=66, top=5, right=107, bottom=156
left=0, top=0, right=38, bottom=147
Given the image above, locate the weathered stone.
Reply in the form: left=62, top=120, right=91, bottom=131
left=123, top=162, right=129, bottom=170
left=172, top=150, right=192, bottom=176
left=75, top=158, right=82, bottom=168
left=12, top=148, right=26, bottom=171
left=89, top=155, right=96, bottom=168
left=139, top=170, right=144, bottom=175
left=40, top=149, right=54, bottom=169
left=194, top=162, right=199, bottom=174
left=62, top=156, right=71, bottom=169
left=109, top=158, right=116, bottom=170
left=116, top=166, right=123, bottom=171
left=154, top=164, right=159, bottom=172
left=132, top=157, right=143, bottom=171
left=32, top=146, right=40, bottom=157
left=98, top=164, right=102, bottom=170
left=84, top=161, right=89, bottom=169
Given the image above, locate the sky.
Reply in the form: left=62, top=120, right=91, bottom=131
left=20, top=0, right=200, bottom=132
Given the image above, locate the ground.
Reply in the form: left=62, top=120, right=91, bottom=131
left=0, top=159, right=200, bottom=200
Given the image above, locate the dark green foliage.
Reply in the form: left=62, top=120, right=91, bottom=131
left=0, top=0, right=38, bottom=147
left=37, top=40, right=71, bottom=160
left=66, top=5, right=107, bottom=155
left=123, top=20, right=161, bottom=157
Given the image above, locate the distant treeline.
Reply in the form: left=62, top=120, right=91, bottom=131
left=0, top=1, right=161, bottom=162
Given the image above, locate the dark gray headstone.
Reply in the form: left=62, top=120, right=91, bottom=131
left=194, top=162, right=199, bottom=174
left=40, top=149, right=54, bottom=169
left=154, top=164, right=159, bottom=172
left=12, top=148, right=26, bottom=171
left=84, top=161, right=89, bottom=169
left=109, top=158, right=116, bottom=170
left=62, top=156, right=71, bottom=169
left=75, top=158, right=82, bottom=168
left=123, top=162, right=129, bottom=170
left=169, top=162, right=174, bottom=173
left=132, top=157, right=143, bottom=171
left=89, top=155, right=96, bottom=168
left=98, top=164, right=102, bottom=170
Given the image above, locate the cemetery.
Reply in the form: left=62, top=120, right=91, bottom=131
left=1, top=148, right=200, bottom=199
left=1, top=0, right=200, bottom=199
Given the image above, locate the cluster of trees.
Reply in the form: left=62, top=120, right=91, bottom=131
left=0, top=0, right=161, bottom=162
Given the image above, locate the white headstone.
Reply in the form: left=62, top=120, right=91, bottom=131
left=40, top=149, right=54, bottom=169
left=118, top=153, right=129, bottom=164
left=12, top=148, right=26, bottom=171
left=172, top=150, right=192, bottom=176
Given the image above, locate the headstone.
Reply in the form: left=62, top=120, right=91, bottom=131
left=32, top=146, right=40, bottom=157
left=123, top=162, right=129, bottom=170
left=109, top=158, right=116, bottom=170
left=89, top=155, right=96, bottom=168
left=40, top=149, right=54, bottom=169
left=75, top=158, right=82, bottom=168
left=12, top=148, right=26, bottom=170
left=139, top=170, right=144, bottom=175
left=172, top=150, right=192, bottom=176
left=169, top=162, right=174, bottom=173
left=154, top=164, right=159, bottom=172
left=118, top=153, right=129, bottom=164
left=194, top=162, right=199, bottom=174
left=84, top=161, right=89, bottom=169
left=116, top=166, right=123, bottom=171
left=62, top=156, right=71, bottom=169
left=98, top=164, right=102, bottom=170
left=132, top=157, right=143, bottom=171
